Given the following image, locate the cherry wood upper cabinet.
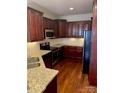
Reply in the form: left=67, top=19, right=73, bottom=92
left=43, top=17, right=55, bottom=30
left=55, top=20, right=67, bottom=38
left=67, top=21, right=91, bottom=38
left=89, top=0, right=97, bottom=86
left=27, top=7, right=44, bottom=42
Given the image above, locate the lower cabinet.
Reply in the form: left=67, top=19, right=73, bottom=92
left=43, top=76, right=57, bottom=93
left=64, top=46, right=83, bottom=59
left=42, top=46, right=83, bottom=68
left=42, top=52, right=52, bottom=68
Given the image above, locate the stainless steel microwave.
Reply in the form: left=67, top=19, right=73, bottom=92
left=45, top=29, right=55, bottom=39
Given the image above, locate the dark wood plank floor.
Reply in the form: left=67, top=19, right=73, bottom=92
left=53, top=58, right=96, bottom=93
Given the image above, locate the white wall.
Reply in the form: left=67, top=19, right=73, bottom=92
left=59, top=13, right=93, bottom=22
left=27, top=1, right=58, bottom=19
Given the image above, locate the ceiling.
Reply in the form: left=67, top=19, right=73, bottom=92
left=29, top=0, right=93, bottom=16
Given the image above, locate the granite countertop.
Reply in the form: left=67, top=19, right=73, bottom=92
left=51, top=43, right=83, bottom=48
left=27, top=49, right=59, bottom=93
left=28, top=50, right=51, bottom=68
left=51, top=44, right=64, bottom=48
left=28, top=67, right=59, bottom=93
left=30, top=50, right=51, bottom=57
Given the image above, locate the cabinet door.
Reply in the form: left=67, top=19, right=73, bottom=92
left=64, top=46, right=83, bottom=59
left=43, top=17, right=55, bottom=29
left=67, top=22, right=73, bottom=37
left=54, top=21, right=59, bottom=38
left=59, top=20, right=67, bottom=38
left=27, top=9, right=37, bottom=42
left=35, top=12, right=43, bottom=41
left=75, top=47, right=83, bottom=59
left=67, top=21, right=91, bottom=38
left=67, top=22, right=80, bottom=38
left=55, top=20, right=67, bottom=38
left=27, top=8, right=43, bottom=42
left=43, top=76, right=57, bottom=93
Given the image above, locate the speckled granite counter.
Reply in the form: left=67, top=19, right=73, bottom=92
left=28, top=50, right=51, bottom=68
left=51, top=44, right=64, bottom=48
left=29, top=50, right=51, bottom=57
left=51, top=43, right=84, bottom=48
left=28, top=67, right=59, bottom=93
left=27, top=45, right=59, bottom=93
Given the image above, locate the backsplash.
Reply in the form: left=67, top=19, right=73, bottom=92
left=27, top=41, right=41, bottom=57
left=27, top=38, right=84, bottom=55
left=43, top=38, right=84, bottom=46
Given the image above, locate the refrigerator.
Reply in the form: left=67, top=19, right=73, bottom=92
left=83, top=30, right=92, bottom=74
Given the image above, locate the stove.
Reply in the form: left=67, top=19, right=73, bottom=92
left=40, top=42, right=59, bottom=65
left=40, top=42, right=58, bottom=50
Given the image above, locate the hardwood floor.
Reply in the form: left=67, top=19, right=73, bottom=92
left=53, top=58, right=97, bottom=93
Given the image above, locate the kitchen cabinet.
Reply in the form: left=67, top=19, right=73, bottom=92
left=89, top=0, right=97, bottom=86
left=67, top=21, right=91, bottom=38
left=55, top=19, right=67, bottom=38
left=64, top=46, right=83, bottom=59
left=43, top=17, right=55, bottom=30
left=43, top=76, right=57, bottom=93
left=27, top=7, right=44, bottom=42
left=42, top=52, right=52, bottom=68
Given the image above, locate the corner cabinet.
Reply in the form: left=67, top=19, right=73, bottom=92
left=54, top=20, right=67, bottom=38
left=27, top=7, right=44, bottom=42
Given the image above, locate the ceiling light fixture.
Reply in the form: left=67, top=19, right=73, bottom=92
left=69, top=7, right=74, bottom=10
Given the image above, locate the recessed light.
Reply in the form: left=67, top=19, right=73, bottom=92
left=69, top=8, right=74, bottom=10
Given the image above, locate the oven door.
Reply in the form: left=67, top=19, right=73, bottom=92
left=52, top=49, right=58, bottom=65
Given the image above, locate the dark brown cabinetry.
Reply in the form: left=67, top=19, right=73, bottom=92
left=43, top=76, right=57, bottom=93
left=42, top=52, right=52, bottom=68
left=66, top=21, right=91, bottom=38
left=67, top=21, right=91, bottom=38
left=27, top=7, right=44, bottom=42
left=55, top=20, right=67, bottom=38
left=89, top=0, right=97, bottom=86
left=43, top=17, right=55, bottom=30
left=64, top=46, right=83, bottom=59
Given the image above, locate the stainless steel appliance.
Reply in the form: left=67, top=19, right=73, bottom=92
left=45, top=29, right=55, bottom=39
left=40, top=42, right=59, bottom=65
left=83, top=30, right=92, bottom=74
